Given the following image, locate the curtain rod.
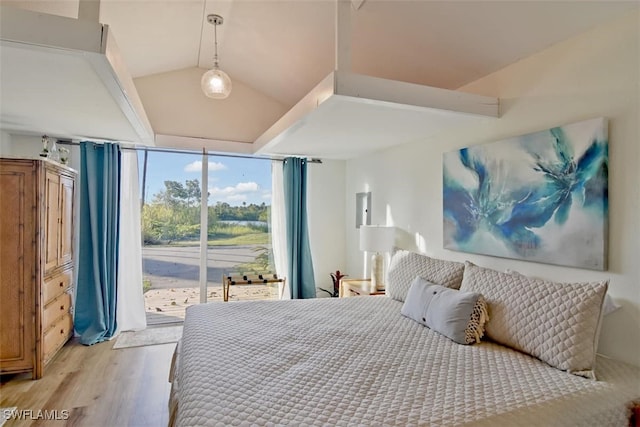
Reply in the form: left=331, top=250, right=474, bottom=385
left=55, top=140, right=322, bottom=164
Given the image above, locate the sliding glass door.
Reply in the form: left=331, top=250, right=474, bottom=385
left=206, top=155, right=275, bottom=302
left=138, top=149, right=275, bottom=325
left=139, top=150, right=203, bottom=324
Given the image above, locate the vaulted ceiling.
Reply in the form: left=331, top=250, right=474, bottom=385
left=105, top=1, right=639, bottom=106
left=2, top=0, right=638, bottom=157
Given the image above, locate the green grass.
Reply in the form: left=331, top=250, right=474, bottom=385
left=209, top=232, right=269, bottom=246
left=166, top=232, right=269, bottom=247
left=142, top=277, right=152, bottom=293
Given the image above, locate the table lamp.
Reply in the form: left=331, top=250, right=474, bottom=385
left=359, top=225, right=395, bottom=292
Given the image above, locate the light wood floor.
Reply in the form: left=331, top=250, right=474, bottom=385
left=0, top=338, right=175, bottom=427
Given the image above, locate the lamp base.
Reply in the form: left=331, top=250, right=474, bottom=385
left=370, top=252, right=384, bottom=292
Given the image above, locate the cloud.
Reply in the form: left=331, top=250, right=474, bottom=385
left=261, top=191, right=272, bottom=200
left=209, top=182, right=260, bottom=198
left=235, top=182, right=259, bottom=192
left=184, top=160, right=227, bottom=173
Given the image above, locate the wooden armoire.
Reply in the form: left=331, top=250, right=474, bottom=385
left=0, top=157, right=76, bottom=379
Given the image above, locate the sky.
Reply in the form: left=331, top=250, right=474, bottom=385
left=137, top=151, right=272, bottom=206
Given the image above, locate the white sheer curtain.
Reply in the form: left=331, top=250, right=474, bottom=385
left=116, top=149, right=147, bottom=331
left=271, top=161, right=290, bottom=299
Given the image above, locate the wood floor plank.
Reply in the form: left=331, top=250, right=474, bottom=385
left=0, top=337, right=175, bottom=427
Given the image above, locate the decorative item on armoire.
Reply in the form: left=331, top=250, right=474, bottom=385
left=47, top=138, right=60, bottom=161
left=59, top=147, right=70, bottom=165
left=40, top=135, right=66, bottom=163
left=443, top=117, right=608, bottom=270
left=40, top=134, right=49, bottom=157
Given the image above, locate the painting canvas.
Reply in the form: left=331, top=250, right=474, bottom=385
left=443, top=117, right=608, bottom=270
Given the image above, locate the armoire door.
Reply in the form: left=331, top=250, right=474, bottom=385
left=43, top=168, right=61, bottom=273
left=58, top=173, right=75, bottom=266
left=0, top=162, right=36, bottom=373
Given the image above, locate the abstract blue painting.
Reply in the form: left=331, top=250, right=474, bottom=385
left=443, top=118, right=608, bottom=270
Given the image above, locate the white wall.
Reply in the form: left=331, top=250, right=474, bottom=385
left=6, top=134, right=43, bottom=157
left=308, top=159, right=347, bottom=295
left=344, top=10, right=639, bottom=366
left=0, top=131, right=11, bottom=155
left=6, top=134, right=82, bottom=171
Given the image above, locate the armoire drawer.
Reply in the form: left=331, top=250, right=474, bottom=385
left=43, top=269, right=73, bottom=303
left=43, top=313, right=73, bottom=364
left=43, top=292, right=72, bottom=332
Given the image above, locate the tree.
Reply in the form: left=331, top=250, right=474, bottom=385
left=258, top=206, right=270, bottom=223
left=214, top=201, right=233, bottom=220
left=185, top=179, right=201, bottom=207
left=153, top=180, right=188, bottom=208
left=143, top=179, right=271, bottom=243
left=148, top=180, right=201, bottom=235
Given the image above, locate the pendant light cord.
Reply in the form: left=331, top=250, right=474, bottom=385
left=196, top=1, right=206, bottom=68
left=213, top=19, right=219, bottom=68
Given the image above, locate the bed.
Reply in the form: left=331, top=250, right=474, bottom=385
left=169, top=253, right=640, bottom=426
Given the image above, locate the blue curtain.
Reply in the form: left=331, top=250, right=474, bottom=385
left=75, top=142, right=121, bottom=345
left=283, top=157, right=316, bottom=299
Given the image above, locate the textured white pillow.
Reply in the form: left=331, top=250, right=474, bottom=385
left=505, top=269, right=620, bottom=316
left=386, top=250, right=465, bottom=302
left=401, top=277, right=488, bottom=345
left=460, top=262, right=607, bottom=379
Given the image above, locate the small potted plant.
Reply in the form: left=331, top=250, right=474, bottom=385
left=318, top=270, right=347, bottom=297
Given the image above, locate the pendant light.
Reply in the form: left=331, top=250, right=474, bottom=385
left=201, top=14, right=232, bottom=99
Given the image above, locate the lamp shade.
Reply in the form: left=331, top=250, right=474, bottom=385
left=359, top=225, right=395, bottom=253
left=201, top=67, right=232, bottom=99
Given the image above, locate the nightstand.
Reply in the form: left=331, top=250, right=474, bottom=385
left=339, top=279, right=385, bottom=298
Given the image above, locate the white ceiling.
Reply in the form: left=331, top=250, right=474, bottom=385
left=102, top=0, right=637, bottom=107
left=1, top=0, right=638, bottom=158
left=4, top=0, right=636, bottom=107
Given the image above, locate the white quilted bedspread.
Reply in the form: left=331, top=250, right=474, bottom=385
left=174, top=297, right=639, bottom=427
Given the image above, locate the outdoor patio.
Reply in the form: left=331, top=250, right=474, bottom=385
left=142, top=244, right=277, bottom=325
left=144, top=284, right=279, bottom=325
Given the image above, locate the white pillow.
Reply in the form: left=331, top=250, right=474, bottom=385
left=505, top=269, right=620, bottom=316
left=461, top=262, right=607, bottom=379
left=401, top=277, right=488, bottom=345
left=386, top=250, right=465, bottom=302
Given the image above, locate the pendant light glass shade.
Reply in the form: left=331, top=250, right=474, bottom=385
left=201, top=66, right=232, bottom=99
left=201, top=14, right=231, bottom=99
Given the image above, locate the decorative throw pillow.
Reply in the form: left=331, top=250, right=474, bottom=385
left=401, top=277, right=488, bottom=345
left=460, top=262, right=608, bottom=379
left=386, top=250, right=465, bottom=302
